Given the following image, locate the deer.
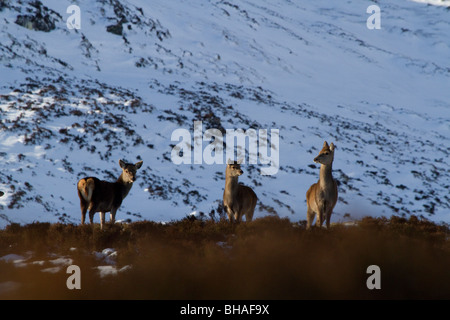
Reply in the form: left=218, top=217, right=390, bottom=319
left=223, top=160, right=257, bottom=223
left=306, top=141, right=338, bottom=229
left=77, top=159, right=143, bottom=229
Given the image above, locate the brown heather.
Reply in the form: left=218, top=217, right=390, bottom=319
left=0, top=215, right=449, bottom=299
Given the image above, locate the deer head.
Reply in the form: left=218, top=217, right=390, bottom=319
left=119, top=159, right=143, bottom=183
left=226, top=160, right=244, bottom=177
left=313, top=141, right=335, bottom=166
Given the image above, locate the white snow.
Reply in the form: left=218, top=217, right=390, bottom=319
left=95, top=265, right=131, bottom=278
left=41, top=266, right=62, bottom=273
left=411, top=0, right=450, bottom=6
left=0, top=254, right=27, bottom=263
left=49, top=257, right=74, bottom=266
left=0, top=248, right=129, bottom=280
left=94, top=248, right=118, bottom=265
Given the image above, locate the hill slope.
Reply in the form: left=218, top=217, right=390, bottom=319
left=0, top=0, right=449, bottom=227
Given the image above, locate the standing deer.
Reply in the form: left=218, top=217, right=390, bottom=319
left=306, top=141, right=338, bottom=229
left=223, top=160, right=257, bottom=223
left=77, top=159, right=143, bottom=229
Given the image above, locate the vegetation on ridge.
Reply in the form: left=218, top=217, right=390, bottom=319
left=0, top=215, right=449, bottom=299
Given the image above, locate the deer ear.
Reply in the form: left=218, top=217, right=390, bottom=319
left=323, top=141, right=329, bottom=148
left=226, top=158, right=232, bottom=165
left=237, top=158, right=243, bottom=164
left=329, top=143, right=335, bottom=152
left=119, top=159, right=126, bottom=169
left=135, top=160, right=143, bottom=169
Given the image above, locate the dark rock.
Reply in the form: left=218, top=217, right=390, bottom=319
left=107, top=22, right=123, bottom=36
left=15, top=14, right=55, bottom=32
left=14, top=0, right=58, bottom=32
left=0, top=0, right=8, bottom=12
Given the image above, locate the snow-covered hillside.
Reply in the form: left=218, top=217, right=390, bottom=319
left=0, top=0, right=449, bottom=228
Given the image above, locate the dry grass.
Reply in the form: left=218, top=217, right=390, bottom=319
left=0, top=215, right=449, bottom=300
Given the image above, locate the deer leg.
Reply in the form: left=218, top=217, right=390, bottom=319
left=110, top=208, right=117, bottom=225
left=245, top=210, right=254, bottom=222
left=316, top=211, right=323, bottom=227
left=88, top=207, right=96, bottom=225
left=99, top=212, right=105, bottom=230
left=80, top=200, right=87, bottom=225
left=317, top=201, right=327, bottom=227
left=225, top=206, right=235, bottom=223
left=326, top=210, right=332, bottom=228
left=306, top=207, right=315, bottom=229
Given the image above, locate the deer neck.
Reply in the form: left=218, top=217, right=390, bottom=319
left=117, top=173, right=134, bottom=199
left=319, top=163, right=333, bottom=190
left=224, top=175, right=239, bottom=198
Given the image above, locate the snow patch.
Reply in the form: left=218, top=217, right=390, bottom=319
left=95, top=265, right=132, bottom=278
left=93, top=248, right=118, bottom=265
left=411, top=0, right=450, bottom=6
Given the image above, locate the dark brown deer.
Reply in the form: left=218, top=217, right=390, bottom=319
left=306, top=141, right=338, bottom=229
left=77, top=159, right=143, bottom=229
left=223, top=160, right=257, bottom=223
